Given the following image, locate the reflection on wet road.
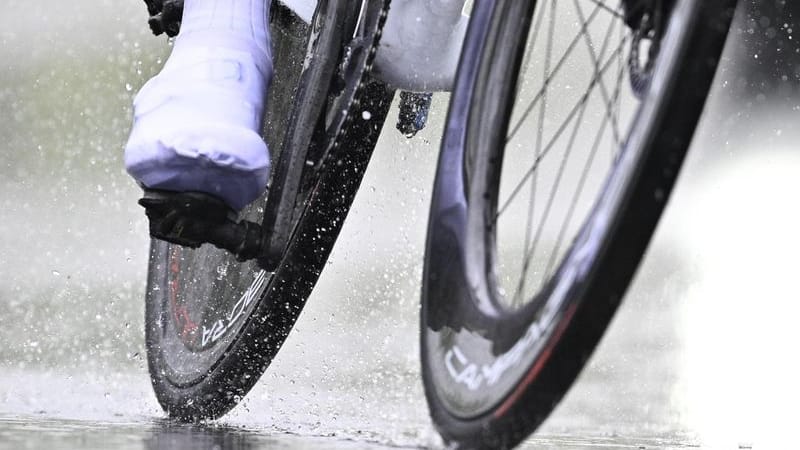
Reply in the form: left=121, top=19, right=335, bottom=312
left=0, top=417, right=382, bottom=450
left=0, top=415, right=716, bottom=450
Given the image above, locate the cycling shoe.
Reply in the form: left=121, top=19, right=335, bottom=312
left=125, top=32, right=273, bottom=211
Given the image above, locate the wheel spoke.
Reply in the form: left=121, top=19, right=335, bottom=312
left=573, top=0, right=623, bottom=146
left=612, top=19, right=626, bottom=162
left=515, top=0, right=558, bottom=305
left=496, top=34, right=630, bottom=221
left=542, top=109, right=614, bottom=280
left=583, top=0, right=624, bottom=19
left=543, top=38, right=628, bottom=281
left=510, top=11, right=626, bottom=298
left=506, top=2, right=604, bottom=142
left=518, top=0, right=549, bottom=90
left=513, top=96, right=590, bottom=302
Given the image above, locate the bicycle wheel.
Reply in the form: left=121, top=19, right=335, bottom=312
left=421, top=0, right=736, bottom=447
left=144, top=0, right=393, bottom=420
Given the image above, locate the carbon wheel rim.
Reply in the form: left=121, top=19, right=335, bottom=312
left=423, top=0, right=696, bottom=419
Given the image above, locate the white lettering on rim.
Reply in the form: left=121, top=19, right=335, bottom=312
left=201, top=270, right=268, bottom=347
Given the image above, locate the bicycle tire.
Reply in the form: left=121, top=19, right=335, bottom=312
left=421, top=0, right=736, bottom=447
left=144, top=0, right=393, bottom=420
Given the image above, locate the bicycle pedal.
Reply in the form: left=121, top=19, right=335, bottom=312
left=140, top=189, right=234, bottom=220
left=396, top=91, right=433, bottom=138
left=139, top=189, right=266, bottom=261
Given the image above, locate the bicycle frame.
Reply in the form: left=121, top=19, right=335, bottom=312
left=281, top=0, right=469, bottom=91
left=139, top=0, right=466, bottom=264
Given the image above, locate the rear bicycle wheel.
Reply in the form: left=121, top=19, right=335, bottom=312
left=421, top=0, right=736, bottom=447
left=144, top=0, right=393, bottom=420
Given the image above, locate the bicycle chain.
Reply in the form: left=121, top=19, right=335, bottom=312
left=327, top=0, right=392, bottom=156
left=260, top=0, right=393, bottom=268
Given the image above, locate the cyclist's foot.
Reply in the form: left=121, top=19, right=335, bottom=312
left=125, top=0, right=273, bottom=211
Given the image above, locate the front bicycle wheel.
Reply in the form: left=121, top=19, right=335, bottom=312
left=421, top=0, right=736, bottom=447
left=144, top=0, right=393, bottom=420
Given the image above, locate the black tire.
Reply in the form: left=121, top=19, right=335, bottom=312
left=421, top=0, right=736, bottom=447
left=145, top=1, right=393, bottom=420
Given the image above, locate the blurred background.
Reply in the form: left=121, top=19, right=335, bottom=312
left=1, top=0, right=800, bottom=448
